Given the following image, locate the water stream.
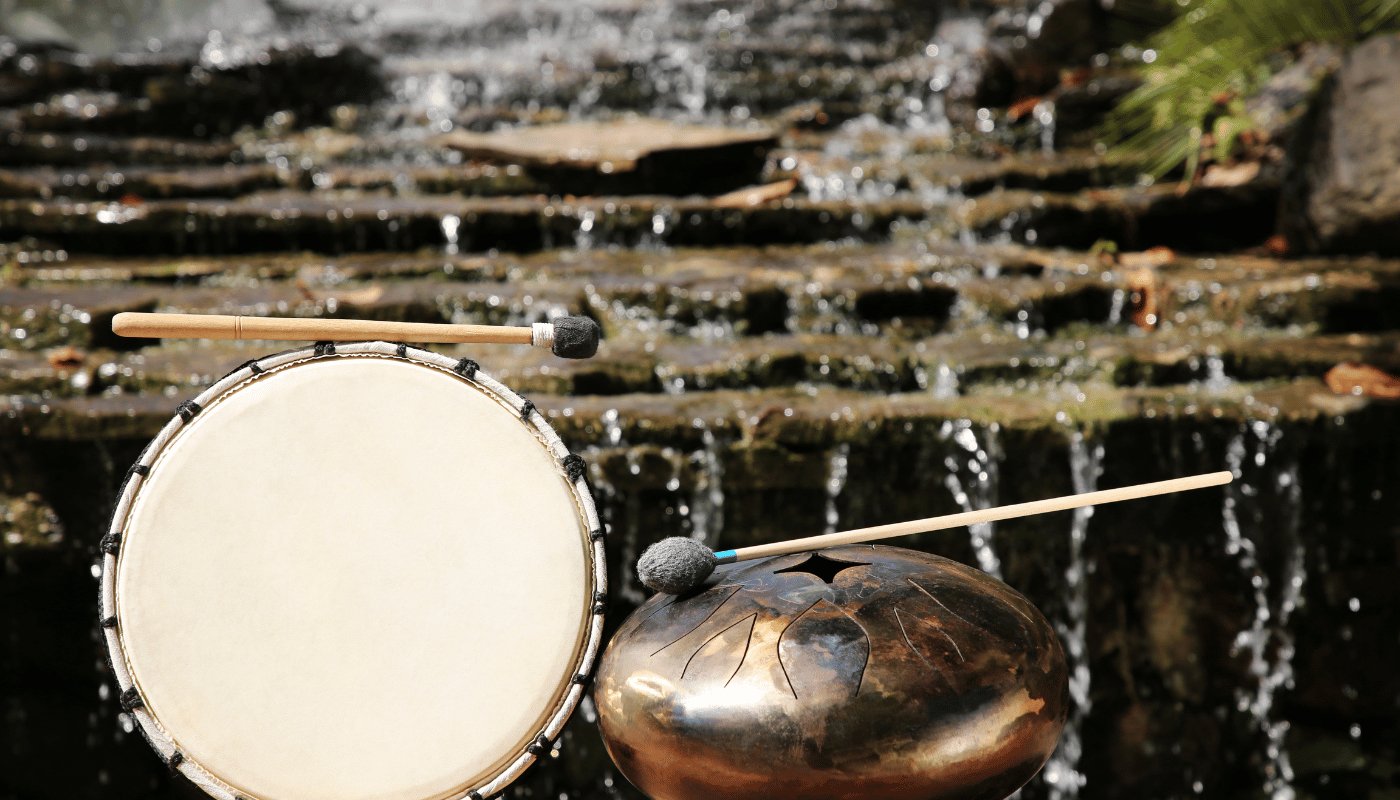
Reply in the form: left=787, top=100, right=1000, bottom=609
left=1223, top=421, right=1305, bottom=800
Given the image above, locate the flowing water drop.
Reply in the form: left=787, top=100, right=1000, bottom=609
left=824, top=443, right=851, bottom=533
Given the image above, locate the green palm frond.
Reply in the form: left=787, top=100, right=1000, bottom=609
left=1104, top=0, right=1400, bottom=180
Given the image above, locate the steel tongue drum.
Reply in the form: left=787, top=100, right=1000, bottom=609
left=599, top=473, right=1232, bottom=799
left=595, top=545, right=1068, bottom=800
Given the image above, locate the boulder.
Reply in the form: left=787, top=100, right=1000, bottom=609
left=439, top=120, right=778, bottom=197
left=1283, top=34, right=1400, bottom=255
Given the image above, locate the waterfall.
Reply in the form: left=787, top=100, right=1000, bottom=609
left=1042, top=431, right=1101, bottom=799
left=939, top=419, right=1002, bottom=578
left=1223, top=421, right=1305, bottom=800
left=687, top=424, right=725, bottom=545
left=824, top=443, right=851, bottom=534
left=439, top=213, right=460, bottom=255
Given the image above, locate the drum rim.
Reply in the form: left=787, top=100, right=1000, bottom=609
left=98, top=340, right=607, bottom=800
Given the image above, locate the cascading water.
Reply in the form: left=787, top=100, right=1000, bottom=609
left=824, top=442, right=851, bottom=534
left=686, top=424, right=725, bottom=545
left=1041, top=430, right=1101, bottom=799
left=938, top=419, right=1002, bottom=578
left=1222, top=421, right=1305, bottom=800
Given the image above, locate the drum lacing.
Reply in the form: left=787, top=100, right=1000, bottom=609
left=101, top=616, right=118, bottom=630
left=453, top=357, right=479, bottom=379
left=166, top=751, right=184, bottom=772
left=589, top=527, right=605, bottom=543
left=519, top=399, right=536, bottom=421
left=561, top=454, right=587, bottom=482
left=100, top=532, right=122, bottom=556
left=314, top=341, right=337, bottom=357
left=119, top=687, right=144, bottom=712
left=526, top=734, right=553, bottom=757
left=126, top=463, right=150, bottom=480
left=176, top=400, right=202, bottom=422
left=237, top=358, right=265, bottom=375
left=593, top=590, right=607, bottom=615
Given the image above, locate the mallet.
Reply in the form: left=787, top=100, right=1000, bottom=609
left=638, top=470, right=1233, bottom=594
left=111, top=312, right=601, bottom=359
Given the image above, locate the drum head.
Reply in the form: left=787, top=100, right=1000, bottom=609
left=100, top=343, right=604, bottom=800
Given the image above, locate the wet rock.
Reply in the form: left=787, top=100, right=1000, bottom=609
left=440, top=120, right=778, bottom=196
left=0, top=193, right=935, bottom=256
left=0, top=491, right=64, bottom=552
left=1282, top=34, right=1400, bottom=255
left=0, top=285, right=158, bottom=350
left=0, top=130, right=239, bottom=167
left=958, top=183, right=1279, bottom=251
left=973, top=0, right=1111, bottom=106
left=0, top=164, right=285, bottom=200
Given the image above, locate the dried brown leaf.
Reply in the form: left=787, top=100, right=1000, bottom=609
left=712, top=178, right=798, bottom=209
left=1324, top=362, right=1400, bottom=399
left=47, top=346, right=86, bottom=369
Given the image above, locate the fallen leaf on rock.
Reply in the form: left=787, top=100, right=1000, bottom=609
left=1125, top=266, right=1160, bottom=331
left=1118, top=246, right=1175, bottom=269
left=1007, top=95, right=1043, bottom=121
left=1324, top=362, right=1400, bottom=399
left=1200, top=161, right=1260, bottom=187
left=331, top=286, right=385, bottom=306
left=1059, top=67, right=1092, bottom=89
left=712, top=178, right=798, bottom=209
left=47, top=346, right=86, bottom=369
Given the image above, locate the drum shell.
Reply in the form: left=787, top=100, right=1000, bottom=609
left=594, top=545, right=1067, bottom=800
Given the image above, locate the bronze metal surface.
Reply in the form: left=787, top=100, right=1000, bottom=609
left=594, top=545, right=1068, bottom=800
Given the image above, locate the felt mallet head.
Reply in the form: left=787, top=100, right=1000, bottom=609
left=637, top=537, right=718, bottom=594
left=547, top=315, right=601, bottom=359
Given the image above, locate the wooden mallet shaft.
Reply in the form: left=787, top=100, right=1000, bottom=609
left=111, top=312, right=601, bottom=359
left=712, top=470, right=1233, bottom=564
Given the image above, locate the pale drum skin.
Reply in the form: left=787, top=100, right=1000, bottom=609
left=595, top=545, right=1068, bottom=800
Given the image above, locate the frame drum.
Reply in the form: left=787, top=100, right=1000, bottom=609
left=99, top=342, right=605, bottom=800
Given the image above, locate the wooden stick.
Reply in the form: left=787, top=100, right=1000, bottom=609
left=112, top=312, right=535, bottom=344
left=110, top=312, right=602, bottom=358
left=713, top=471, right=1233, bottom=563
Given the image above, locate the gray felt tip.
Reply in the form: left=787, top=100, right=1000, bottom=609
left=638, top=537, right=717, bottom=594
left=551, top=316, right=601, bottom=359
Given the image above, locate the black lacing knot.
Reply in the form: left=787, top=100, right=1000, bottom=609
left=239, top=359, right=264, bottom=375
left=561, top=454, right=586, bottom=482
left=519, top=399, right=536, bottom=421
left=593, top=601, right=607, bottom=615
left=314, top=341, right=336, bottom=357
left=101, top=616, right=118, bottom=630
left=467, top=793, right=481, bottom=800
left=167, top=751, right=184, bottom=771
left=453, top=358, right=479, bottom=379
left=126, top=462, right=150, bottom=480
left=395, top=343, right=408, bottom=358
left=527, top=734, right=552, bottom=757
left=100, top=532, right=122, bottom=556
left=589, top=527, right=605, bottom=543
left=570, top=673, right=590, bottom=686
left=119, top=687, right=144, bottom=712
left=176, top=400, right=202, bottom=422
